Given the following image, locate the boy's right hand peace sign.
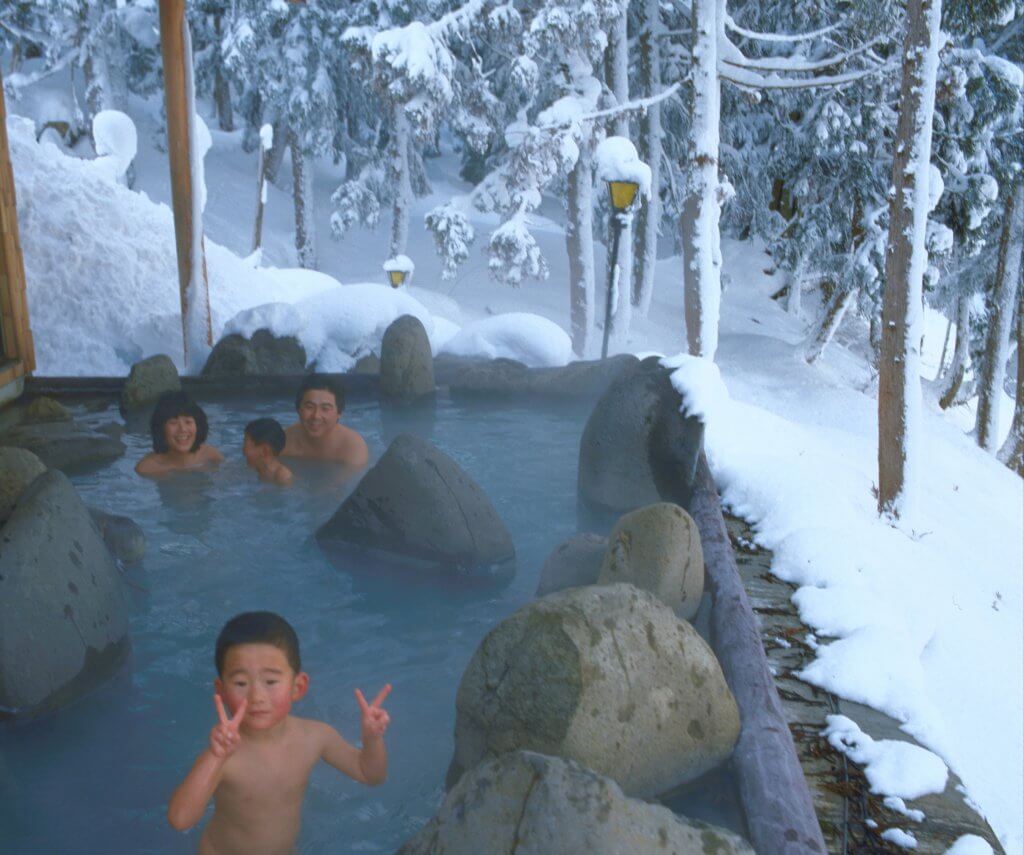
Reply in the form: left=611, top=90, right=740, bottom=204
left=209, top=694, right=247, bottom=759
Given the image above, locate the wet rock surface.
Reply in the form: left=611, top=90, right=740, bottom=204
left=399, top=751, right=754, bottom=855
left=379, top=315, right=435, bottom=403
left=447, top=583, right=739, bottom=798
left=0, top=419, right=126, bottom=472
left=0, top=446, right=47, bottom=522
left=449, top=354, right=639, bottom=404
left=598, top=503, right=705, bottom=621
left=317, top=434, right=514, bottom=579
left=535, top=532, right=607, bottom=596
left=89, top=507, right=146, bottom=565
left=202, top=329, right=307, bottom=376
left=0, top=471, right=129, bottom=716
left=121, top=354, right=181, bottom=410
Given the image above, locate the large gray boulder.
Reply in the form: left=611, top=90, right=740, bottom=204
left=449, top=354, right=639, bottom=404
left=598, top=503, right=705, bottom=621
left=399, top=751, right=754, bottom=855
left=202, top=329, right=306, bottom=376
left=380, top=315, right=435, bottom=403
left=89, top=507, right=146, bottom=565
left=317, top=434, right=514, bottom=579
left=0, top=471, right=129, bottom=716
left=21, top=396, right=72, bottom=424
left=447, top=583, right=740, bottom=797
left=535, top=533, right=607, bottom=596
left=0, top=446, right=46, bottom=523
left=0, top=420, right=125, bottom=472
left=121, top=354, right=181, bottom=410
left=578, top=357, right=703, bottom=514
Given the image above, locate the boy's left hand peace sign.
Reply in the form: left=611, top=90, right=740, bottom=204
left=356, top=684, right=392, bottom=740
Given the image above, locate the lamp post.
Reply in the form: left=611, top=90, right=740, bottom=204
left=383, top=255, right=414, bottom=289
left=601, top=180, right=640, bottom=359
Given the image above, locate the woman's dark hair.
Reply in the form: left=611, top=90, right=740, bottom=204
left=244, top=417, right=286, bottom=456
left=150, top=391, right=209, bottom=453
left=215, top=611, right=301, bottom=675
left=294, top=374, right=345, bottom=413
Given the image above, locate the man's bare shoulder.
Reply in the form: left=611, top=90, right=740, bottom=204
left=333, top=424, right=369, bottom=467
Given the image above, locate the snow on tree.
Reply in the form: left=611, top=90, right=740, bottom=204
left=877, top=0, right=944, bottom=521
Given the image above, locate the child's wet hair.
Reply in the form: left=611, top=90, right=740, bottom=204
left=294, top=374, right=345, bottom=413
left=215, top=612, right=301, bottom=675
left=150, top=391, right=209, bottom=453
left=244, top=418, right=286, bottom=456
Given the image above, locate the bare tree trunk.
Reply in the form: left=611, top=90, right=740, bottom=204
left=998, top=284, right=1024, bottom=476
left=976, top=181, right=1024, bottom=450
left=633, top=0, right=662, bottom=318
left=934, top=312, right=953, bottom=381
left=787, top=254, right=805, bottom=318
left=681, top=0, right=723, bottom=359
left=877, top=0, right=943, bottom=519
left=567, top=135, right=596, bottom=357
left=290, top=132, right=316, bottom=269
left=939, top=293, right=971, bottom=408
left=264, top=119, right=288, bottom=185
left=213, top=15, right=234, bottom=132
left=252, top=128, right=271, bottom=255
left=389, top=104, right=412, bottom=258
left=805, top=285, right=855, bottom=364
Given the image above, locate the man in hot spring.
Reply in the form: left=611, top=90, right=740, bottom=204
left=283, top=375, right=369, bottom=470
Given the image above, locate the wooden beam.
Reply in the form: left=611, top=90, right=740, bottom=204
left=0, top=66, right=36, bottom=376
left=158, top=0, right=211, bottom=371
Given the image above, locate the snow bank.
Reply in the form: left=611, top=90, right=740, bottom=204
left=9, top=114, right=335, bottom=375
left=666, top=349, right=1023, bottom=853
left=824, top=715, right=947, bottom=800
left=222, top=283, right=444, bottom=372
left=595, top=136, right=653, bottom=200
left=440, top=312, right=572, bottom=367
left=91, top=110, right=137, bottom=180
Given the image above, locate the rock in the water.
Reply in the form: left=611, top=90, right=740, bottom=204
left=0, top=447, right=46, bottom=522
left=598, top=503, right=704, bottom=621
left=0, top=471, right=129, bottom=716
left=0, top=421, right=125, bottom=472
left=89, top=507, right=146, bottom=565
left=202, top=329, right=306, bottom=376
left=450, top=354, right=638, bottom=404
left=317, top=434, right=514, bottom=579
left=380, top=315, right=434, bottom=403
left=399, top=751, right=754, bottom=855
left=536, top=533, right=607, bottom=596
left=447, top=583, right=740, bottom=797
left=578, top=357, right=703, bottom=514
left=21, top=396, right=72, bottom=423
left=121, top=354, right=181, bottom=411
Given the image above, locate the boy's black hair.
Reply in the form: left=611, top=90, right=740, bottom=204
left=294, top=374, right=345, bottom=413
left=244, top=418, right=286, bottom=456
left=215, top=611, right=302, bottom=675
left=150, top=391, right=209, bottom=453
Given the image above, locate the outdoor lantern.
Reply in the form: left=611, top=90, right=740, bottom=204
left=388, top=269, right=407, bottom=288
left=383, top=255, right=414, bottom=289
left=608, top=179, right=640, bottom=212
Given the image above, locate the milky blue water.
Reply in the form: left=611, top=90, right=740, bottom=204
left=0, top=394, right=744, bottom=853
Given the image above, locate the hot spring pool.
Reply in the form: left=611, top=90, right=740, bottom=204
left=0, top=393, right=744, bottom=853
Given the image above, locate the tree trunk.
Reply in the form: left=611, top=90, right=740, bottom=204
left=975, top=181, right=1024, bottom=451
left=633, top=0, right=662, bottom=318
left=290, top=133, right=316, bottom=269
left=787, top=254, right=804, bottom=318
left=681, top=0, right=723, bottom=359
left=389, top=104, right=412, bottom=258
left=213, top=15, right=234, bottom=132
left=567, top=135, right=596, bottom=357
left=252, top=132, right=269, bottom=255
left=934, top=312, right=953, bottom=381
left=877, top=0, right=943, bottom=520
left=264, top=119, right=288, bottom=185
left=805, top=285, right=855, bottom=364
left=939, top=293, right=971, bottom=408
left=998, top=283, right=1024, bottom=476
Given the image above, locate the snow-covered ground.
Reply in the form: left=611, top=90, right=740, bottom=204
left=7, top=93, right=1023, bottom=852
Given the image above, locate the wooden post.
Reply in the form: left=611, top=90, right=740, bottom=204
left=0, top=67, right=36, bottom=387
left=158, top=0, right=211, bottom=372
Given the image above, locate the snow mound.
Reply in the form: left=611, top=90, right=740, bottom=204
left=9, top=114, right=334, bottom=375
left=92, top=110, right=137, bottom=179
left=440, top=312, right=572, bottom=367
left=823, top=715, right=948, bottom=801
left=595, top=136, right=653, bottom=199
left=222, top=283, right=440, bottom=372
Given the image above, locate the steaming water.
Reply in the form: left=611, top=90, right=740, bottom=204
left=0, top=395, right=744, bottom=852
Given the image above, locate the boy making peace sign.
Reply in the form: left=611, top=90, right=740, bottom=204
left=168, top=612, right=391, bottom=853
